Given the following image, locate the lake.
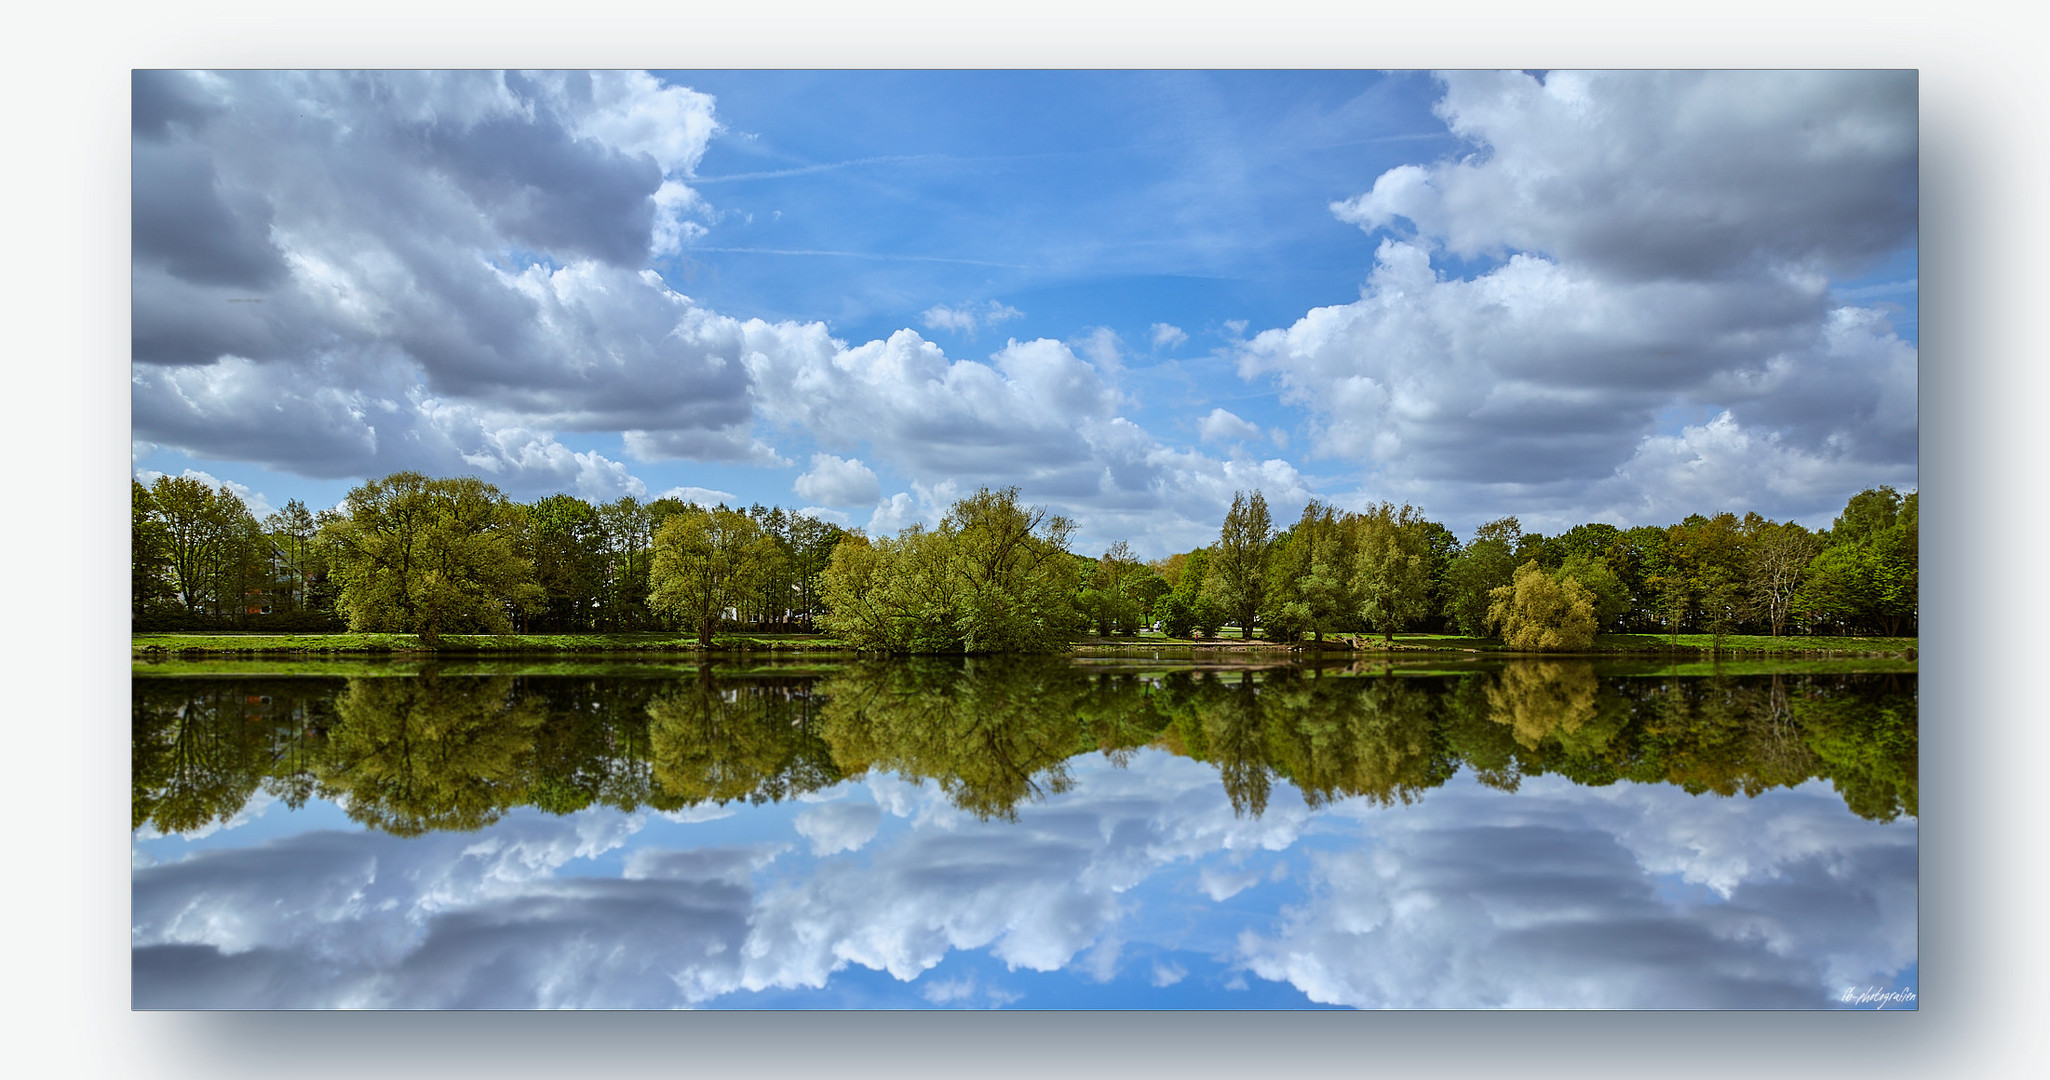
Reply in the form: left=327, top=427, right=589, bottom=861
left=131, top=655, right=1917, bottom=1009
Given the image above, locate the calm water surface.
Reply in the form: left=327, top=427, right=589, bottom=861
left=131, top=657, right=1917, bottom=1010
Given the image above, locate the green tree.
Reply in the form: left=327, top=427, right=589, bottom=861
left=816, top=487, right=1080, bottom=654
left=131, top=480, right=176, bottom=621
left=1206, top=490, right=1273, bottom=640
left=1442, top=517, right=1521, bottom=637
left=1744, top=518, right=1822, bottom=637
left=1351, top=502, right=1434, bottom=643
left=1487, top=560, right=1599, bottom=651
left=649, top=506, right=776, bottom=647
left=262, top=499, right=321, bottom=614
left=527, top=494, right=608, bottom=631
left=325, top=472, right=544, bottom=644
left=1264, top=501, right=1356, bottom=645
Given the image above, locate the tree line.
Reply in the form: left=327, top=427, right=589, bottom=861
left=132, top=472, right=851, bottom=643
left=132, top=471, right=1916, bottom=651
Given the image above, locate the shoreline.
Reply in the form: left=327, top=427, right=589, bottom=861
left=133, top=631, right=1918, bottom=661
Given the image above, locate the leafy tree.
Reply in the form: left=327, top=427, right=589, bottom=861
left=149, top=475, right=264, bottom=618
left=131, top=480, right=176, bottom=620
left=526, top=494, right=608, bottom=631
left=1081, top=540, right=1148, bottom=636
left=1487, top=560, right=1598, bottom=651
left=1205, top=490, right=1273, bottom=640
left=1265, top=501, right=1356, bottom=644
left=262, top=499, right=321, bottom=614
left=649, top=506, right=776, bottom=647
left=1351, top=502, right=1434, bottom=643
left=1744, top=519, right=1822, bottom=637
left=596, top=496, right=655, bottom=630
left=325, top=472, right=544, bottom=644
left=816, top=487, right=1080, bottom=654
left=1442, top=517, right=1522, bottom=636
left=1555, top=551, right=1630, bottom=631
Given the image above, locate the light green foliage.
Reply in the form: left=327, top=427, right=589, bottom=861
left=1264, top=501, right=1357, bottom=643
left=816, top=487, right=1081, bottom=654
left=1351, top=502, right=1434, bottom=642
left=326, top=472, right=544, bottom=644
left=1556, top=551, right=1630, bottom=632
left=1081, top=540, right=1149, bottom=636
left=1487, top=560, right=1599, bottom=651
left=1441, top=517, right=1521, bottom=636
left=132, top=480, right=176, bottom=618
left=649, top=506, right=777, bottom=647
left=149, top=474, right=271, bottom=618
left=1205, top=490, right=1273, bottom=639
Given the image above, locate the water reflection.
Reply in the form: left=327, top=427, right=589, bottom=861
left=131, top=659, right=1917, bottom=1010
left=133, top=660, right=1918, bottom=837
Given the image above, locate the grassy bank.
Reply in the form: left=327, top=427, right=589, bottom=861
left=133, top=631, right=854, bottom=659
left=135, top=628, right=1914, bottom=662
left=1074, top=630, right=1917, bottom=658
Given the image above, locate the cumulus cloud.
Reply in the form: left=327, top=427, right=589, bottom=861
left=749, top=330, right=1313, bottom=554
left=1150, top=323, right=1188, bottom=350
left=1197, top=408, right=1263, bottom=445
left=655, top=484, right=738, bottom=507
left=1236, top=776, right=1917, bottom=1008
left=132, top=466, right=278, bottom=519
left=793, top=454, right=882, bottom=508
left=1246, top=70, right=1917, bottom=532
left=919, top=300, right=1024, bottom=338
left=129, top=70, right=802, bottom=497
left=131, top=748, right=1912, bottom=1010
left=793, top=802, right=882, bottom=856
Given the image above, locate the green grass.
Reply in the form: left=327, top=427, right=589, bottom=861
left=132, top=630, right=855, bottom=659
left=1068, top=630, right=1915, bottom=657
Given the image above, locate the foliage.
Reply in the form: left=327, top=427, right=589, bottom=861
left=1204, top=490, right=1273, bottom=639
left=649, top=506, right=777, bottom=647
left=1442, top=517, right=1522, bottom=636
left=1487, top=560, right=1599, bottom=651
left=817, top=487, right=1081, bottom=654
left=324, top=472, right=544, bottom=645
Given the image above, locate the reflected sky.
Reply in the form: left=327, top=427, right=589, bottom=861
left=133, top=733, right=1916, bottom=1010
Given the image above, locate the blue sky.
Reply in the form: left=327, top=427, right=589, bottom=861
left=131, top=70, right=1918, bottom=557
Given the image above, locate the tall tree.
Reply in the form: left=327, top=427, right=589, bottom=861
left=325, top=472, right=544, bottom=644
left=131, top=480, right=176, bottom=620
left=649, top=507, right=776, bottom=647
left=1745, top=519, right=1823, bottom=637
left=1442, top=517, right=1522, bottom=637
left=1206, top=490, right=1273, bottom=640
left=526, top=494, right=608, bottom=631
left=1351, top=502, right=1434, bottom=643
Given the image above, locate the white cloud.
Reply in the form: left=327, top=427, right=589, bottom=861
left=919, top=300, right=1023, bottom=338
left=1150, top=323, right=1188, bottom=350
left=132, top=466, right=277, bottom=519
left=793, top=454, right=881, bottom=508
left=131, top=746, right=1913, bottom=1010
left=131, top=71, right=761, bottom=495
left=656, top=485, right=738, bottom=507
left=1243, top=71, right=1916, bottom=532
left=793, top=802, right=882, bottom=857
left=1197, top=408, right=1262, bottom=445
left=1235, top=776, right=1917, bottom=1009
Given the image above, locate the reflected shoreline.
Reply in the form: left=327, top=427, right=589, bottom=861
left=134, top=660, right=1918, bottom=837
